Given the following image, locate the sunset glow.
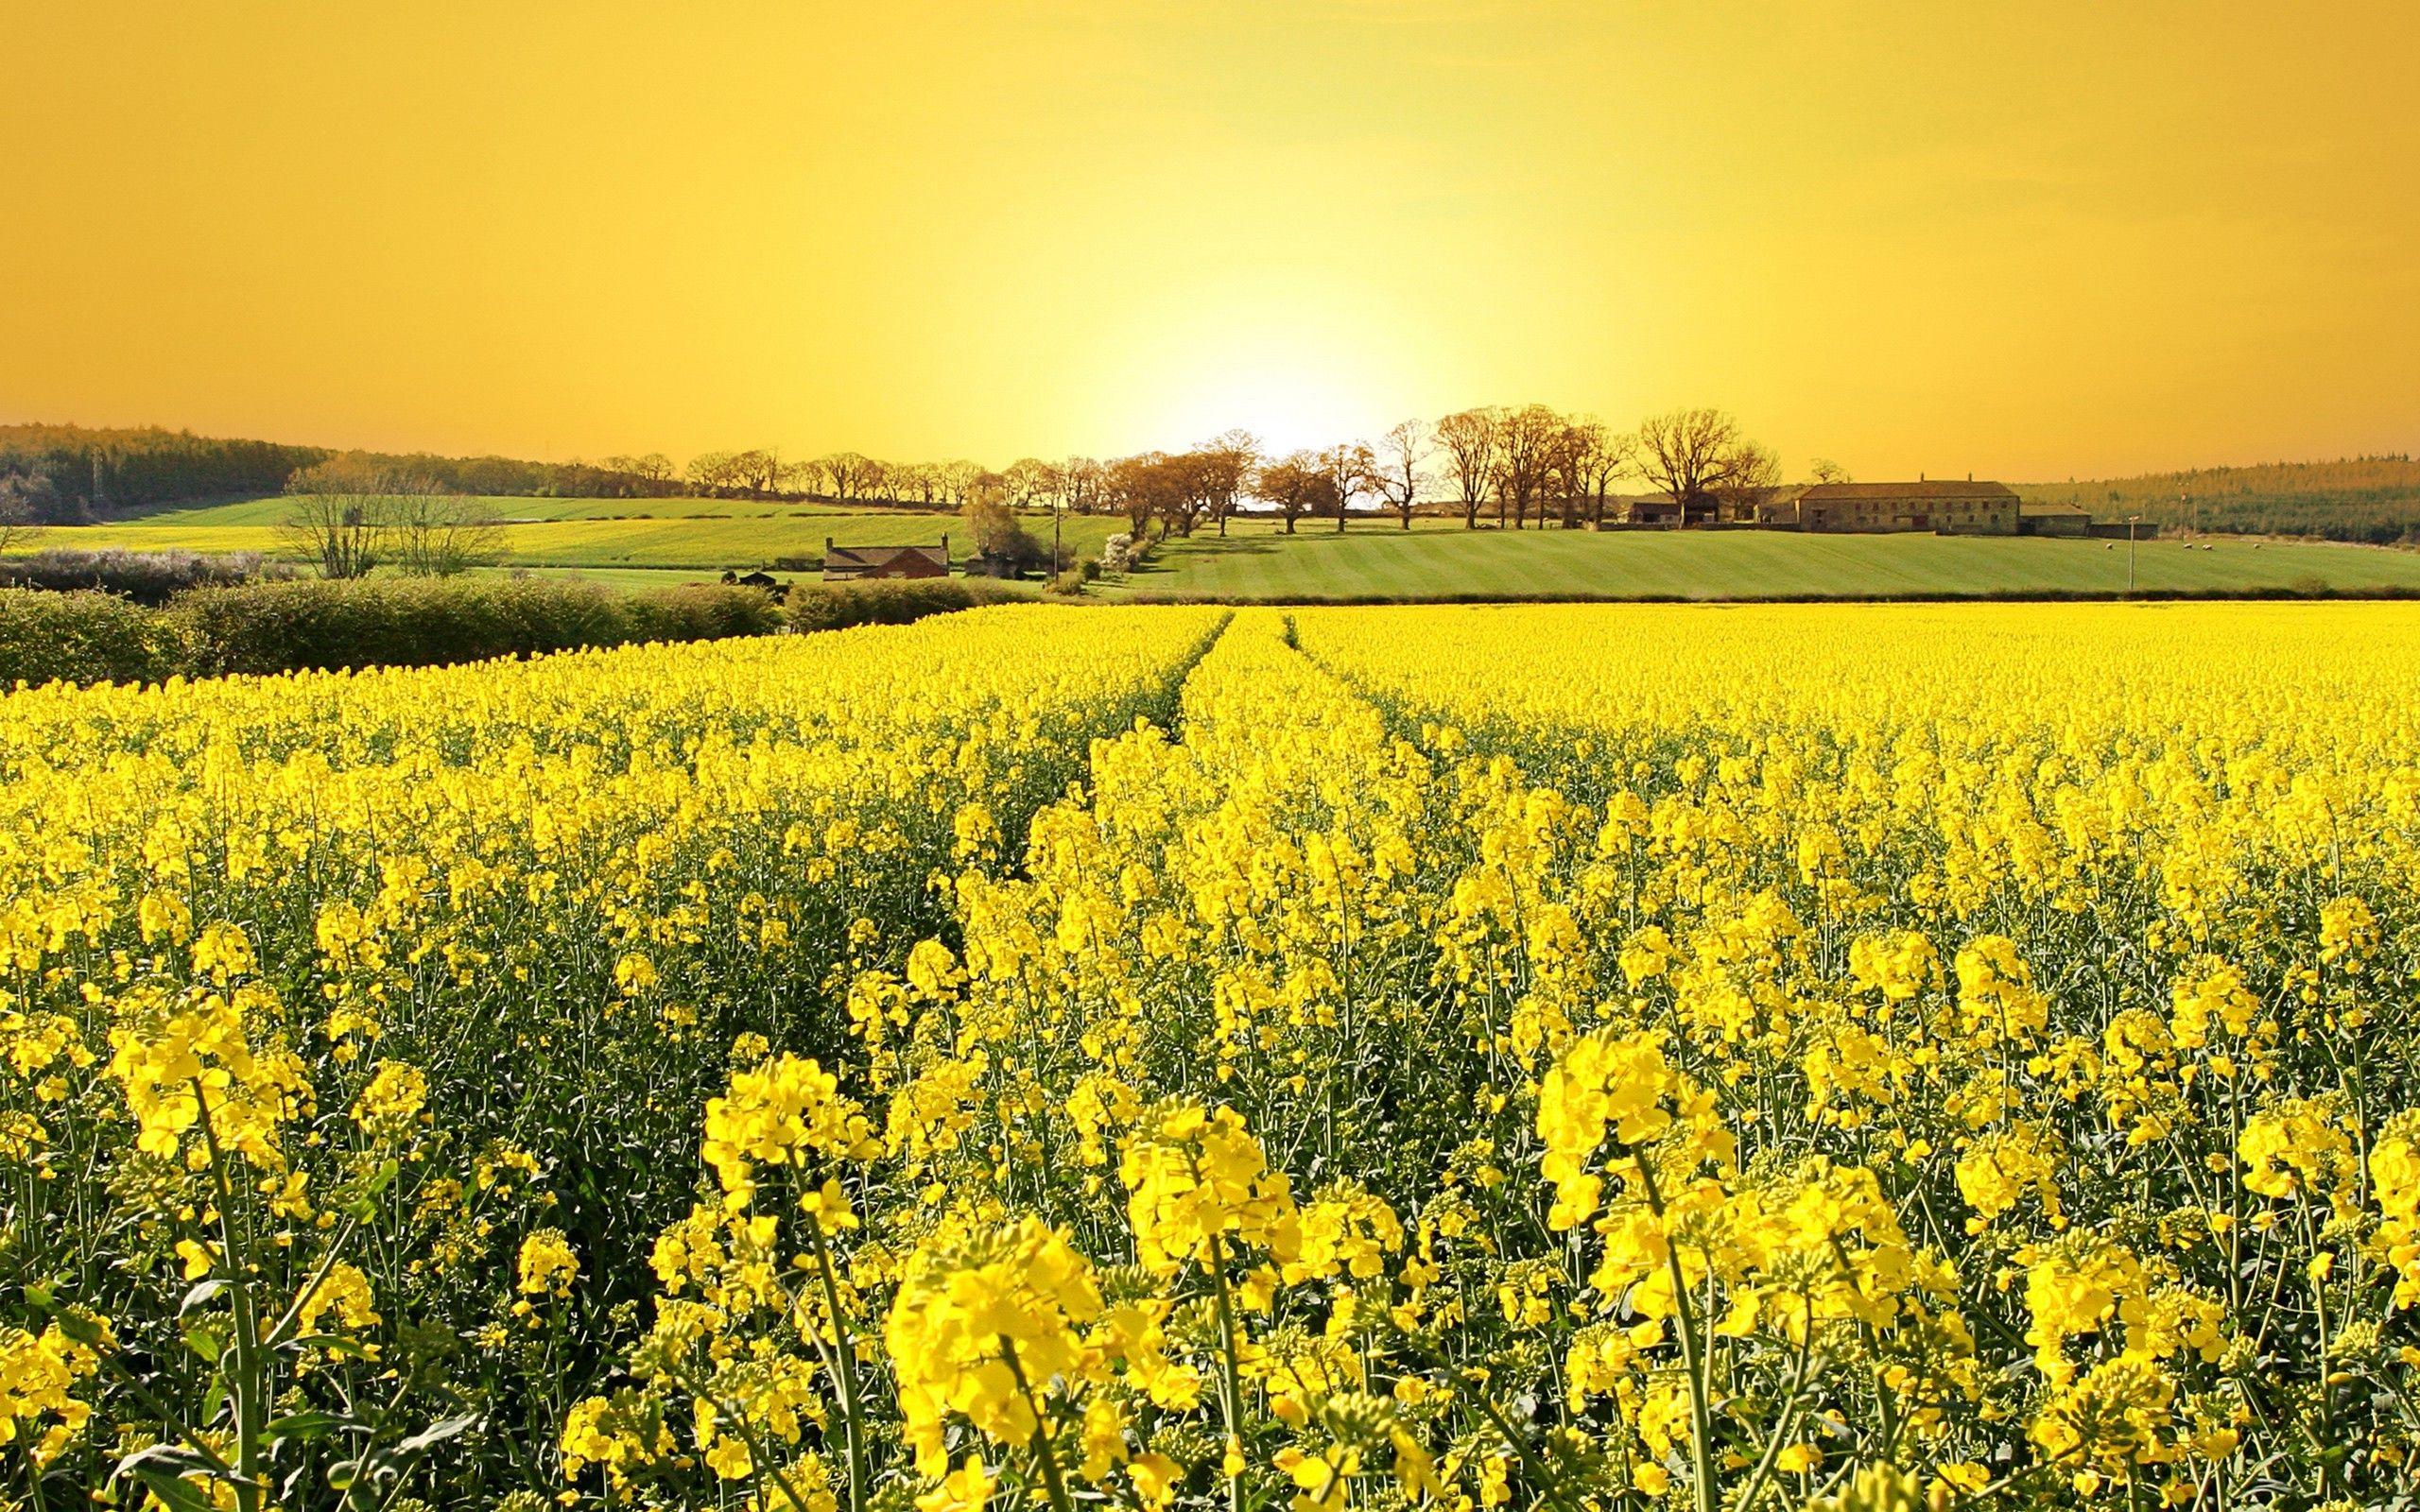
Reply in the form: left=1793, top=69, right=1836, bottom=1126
left=5, top=1, right=2414, bottom=477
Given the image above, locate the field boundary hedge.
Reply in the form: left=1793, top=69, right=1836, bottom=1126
left=0, top=575, right=1024, bottom=688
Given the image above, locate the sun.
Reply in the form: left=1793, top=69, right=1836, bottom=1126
left=1150, top=366, right=1374, bottom=458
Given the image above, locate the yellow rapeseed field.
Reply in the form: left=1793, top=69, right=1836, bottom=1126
left=4, top=602, right=2416, bottom=1512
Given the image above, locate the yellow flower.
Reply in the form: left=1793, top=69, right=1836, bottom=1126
left=350, top=1058, right=427, bottom=1140
left=517, top=1228, right=580, bottom=1297
left=887, top=1217, right=1105, bottom=1477
left=1119, top=1103, right=1300, bottom=1275
left=297, top=1261, right=381, bottom=1335
left=703, top=1053, right=878, bottom=1210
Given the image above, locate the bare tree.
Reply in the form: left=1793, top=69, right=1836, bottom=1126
left=932, top=460, right=985, bottom=507
left=890, top=462, right=941, bottom=506
left=1807, top=457, right=1852, bottom=486
left=0, top=470, right=51, bottom=554
left=1548, top=421, right=1591, bottom=528
left=1434, top=407, right=1501, bottom=528
left=1569, top=422, right=1635, bottom=528
left=1491, top=404, right=1562, bottom=529
left=685, top=451, right=741, bottom=495
left=726, top=448, right=787, bottom=496
left=1003, top=457, right=1058, bottom=509
left=281, top=455, right=422, bottom=578
left=1062, top=457, right=1105, bottom=515
left=390, top=490, right=506, bottom=576
left=1371, top=420, right=1431, bottom=529
left=1314, top=441, right=1374, bottom=533
left=1714, top=440, right=1784, bottom=522
left=816, top=453, right=878, bottom=501
left=602, top=453, right=678, bottom=490
left=1255, top=452, right=1331, bottom=535
left=1635, top=407, right=1772, bottom=526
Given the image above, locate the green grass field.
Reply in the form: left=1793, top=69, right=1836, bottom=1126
left=1098, top=519, right=2420, bottom=599
left=19, top=496, right=1121, bottom=573
left=25, top=498, right=2420, bottom=599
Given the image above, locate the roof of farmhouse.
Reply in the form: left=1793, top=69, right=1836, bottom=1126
left=825, top=543, right=948, bottom=568
left=1802, top=480, right=2020, bottom=502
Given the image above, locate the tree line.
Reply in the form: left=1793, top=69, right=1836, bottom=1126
left=7, top=407, right=1823, bottom=546
left=689, top=405, right=1813, bottom=543
left=999, top=405, right=1813, bottom=541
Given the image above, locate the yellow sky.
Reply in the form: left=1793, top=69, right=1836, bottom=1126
left=5, top=1, right=2415, bottom=479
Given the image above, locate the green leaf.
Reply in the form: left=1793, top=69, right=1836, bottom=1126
left=180, top=1278, right=229, bottom=1315
left=116, top=1447, right=223, bottom=1512
left=51, top=1309, right=107, bottom=1348
left=128, top=1467, right=219, bottom=1512
left=265, top=1409, right=355, bottom=1446
left=391, top=1413, right=480, bottom=1455
left=183, top=1323, right=224, bottom=1365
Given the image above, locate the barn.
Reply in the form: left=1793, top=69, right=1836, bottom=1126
left=821, top=537, right=950, bottom=581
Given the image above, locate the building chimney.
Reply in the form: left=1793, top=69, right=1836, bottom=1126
left=825, top=536, right=834, bottom=555
left=1919, top=472, right=1926, bottom=481
left=942, top=534, right=949, bottom=563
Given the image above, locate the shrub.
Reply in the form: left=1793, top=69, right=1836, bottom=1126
left=167, top=577, right=786, bottom=678
left=782, top=577, right=1022, bottom=634
left=0, top=575, right=1017, bottom=688
left=0, top=547, right=291, bottom=605
left=618, top=582, right=791, bottom=644
left=0, top=588, right=185, bottom=687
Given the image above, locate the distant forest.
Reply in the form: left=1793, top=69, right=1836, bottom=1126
left=2017, top=456, right=2420, bottom=544
left=0, top=424, right=670, bottom=523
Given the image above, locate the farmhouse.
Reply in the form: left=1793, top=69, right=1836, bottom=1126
left=2017, top=503, right=2093, bottom=537
left=1795, top=479, right=2019, bottom=533
left=822, top=536, right=950, bottom=581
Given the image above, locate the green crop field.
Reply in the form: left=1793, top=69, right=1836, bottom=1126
left=16, top=496, right=1121, bottom=573
left=1096, top=519, right=2420, bottom=599
left=25, top=496, right=2420, bottom=599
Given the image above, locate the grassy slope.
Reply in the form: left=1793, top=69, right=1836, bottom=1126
left=32, top=495, right=2420, bottom=599
left=22, top=496, right=1119, bottom=571
left=2015, top=457, right=2420, bottom=541
left=1100, top=519, right=2420, bottom=599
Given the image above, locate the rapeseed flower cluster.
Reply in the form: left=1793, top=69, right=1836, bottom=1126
left=8, top=600, right=2420, bottom=1510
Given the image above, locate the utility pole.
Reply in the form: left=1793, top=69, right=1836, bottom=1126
left=1052, top=494, right=1063, bottom=590
left=2128, top=515, right=2141, bottom=593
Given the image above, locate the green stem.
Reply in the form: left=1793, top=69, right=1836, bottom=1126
left=1002, top=1342, right=1077, bottom=1512
left=1631, top=1154, right=1715, bottom=1512
left=804, top=1212, right=869, bottom=1512
left=194, top=1086, right=266, bottom=1512
left=1204, top=1233, right=1249, bottom=1512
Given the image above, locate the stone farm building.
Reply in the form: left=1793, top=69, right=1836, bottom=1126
left=821, top=538, right=950, bottom=582
left=1790, top=479, right=2021, bottom=534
